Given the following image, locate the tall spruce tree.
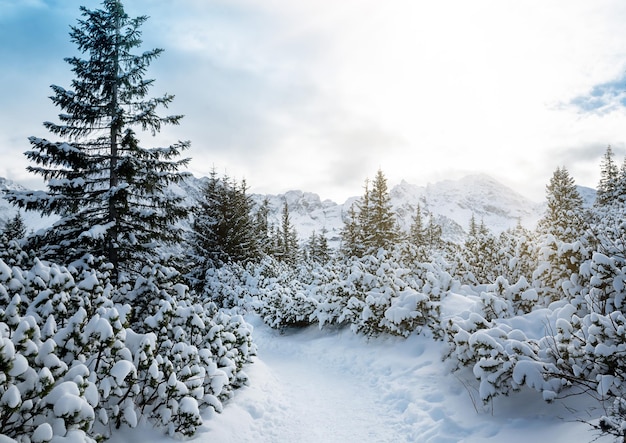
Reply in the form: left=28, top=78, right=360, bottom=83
left=596, top=145, right=620, bottom=206
left=5, top=1, right=190, bottom=283
left=534, top=167, right=588, bottom=303
left=409, top=203, right=427, bottom=246
left=366, top=169, right=398, bottom=250
left=537, top=166, right=586, bottom=243
left=187, top=172, right=259, bottom=291
left=276, top=200, right=299, bottom=264
left=340, top=169, right=398, bottom=257
left=340, top=203, right=362, bottom=258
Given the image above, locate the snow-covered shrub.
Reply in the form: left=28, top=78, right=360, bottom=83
left=594, top=395, right=626, bottom=441
left=307, top=261, right=351, bottom=327
left=444, top=308, right=565, bottom=403
left=0, top=256, right=256, bottom=441
left=245, top=257, right=318, bottom=329
left=0, top=308, right=97, bottom=441
left=477, top=276, right=539, bottom=320
left=203, top=263, right=252, bottom=309
left=127, top=263, right=255, bottom=436
left=532, top=236, right=589, bottom=306
left=584, top=252, right=625, bottom=315
left=338, top=248, right=444, bottom=338
left=0, top=238, right=31, bottom=268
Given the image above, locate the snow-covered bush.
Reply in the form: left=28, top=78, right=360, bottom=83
left=203, top=263, right=253, bottom=309
left=532, top=235, right=589, bottom=306
left=336, top=248, right=445, bottom=338
left=477, top=276, right=539, bottom=319
left=244, top=257, right=318, bottom=329
left=0, top=257, right=256, bottom=441
left=444, top=308, right=565, bottom=403
left=237, top=247, right=446, bottom=338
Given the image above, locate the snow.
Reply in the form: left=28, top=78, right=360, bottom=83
left=109, top=314, right=611, bottom=443
left=1, top=385, right=21, bottom=409
left=109, top=360, right=136, bottom=385
left=32, top=424, right=53, bottom=443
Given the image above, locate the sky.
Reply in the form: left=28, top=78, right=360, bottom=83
left=3, top=0, right=626, bottom=203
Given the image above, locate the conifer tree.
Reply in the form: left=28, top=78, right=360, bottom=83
left=498, top=220, right=536, bottom=284
left=616, top=157, right=626, bottom=201
left=0, top=212, right=29, bottom=267
left=357, top=178, right=371, bottom=244
left=188, top=172, right=259, bottom=291
left=340, top=169, right=398, bottom=257
left=596, top=145, right=620, bottom=206
left=305, top=229, right=330, bottom=263
left=340, top=203, right=362, bottom=258
left=254, top=197, right=272, bottom=255
left=536, top=166, right=586, bottom=243
left=365, top=169, right=398, bottom=251
left=409, top=203, right=427, bottom=247
left=5, top=0, right=190, bottom=283
left=534, top=167, right=588, bottom=303
left=189, top=170, right=222, bottom=272
left=275, top=201, right=298, bottom=264
left=460, top=216, right=500, bottom=283
left=2, top=212, right=27, bottom=243
left=425, top=214, right=444, bottom=251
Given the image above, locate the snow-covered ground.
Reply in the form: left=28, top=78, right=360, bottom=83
left=110, top=307, right=612, bottom=443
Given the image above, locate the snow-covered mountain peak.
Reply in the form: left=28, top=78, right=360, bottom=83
left=0, top=177, right=58, bottom=231
left=0, top=177, right=28, bottom=192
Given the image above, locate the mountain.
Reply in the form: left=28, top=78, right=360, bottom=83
left=0, top=174, right=596, bottom=246
left=0, top=177, right=58, bottom=233
left=253, top=173, right=549, bottom=246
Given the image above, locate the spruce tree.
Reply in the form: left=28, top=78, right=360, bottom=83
left=460, top=216, right=500, bottom=283
left=534, top=167, right=588, bottom=303
left=5, top=1, right=190, bottom=283
left=305, top=229, right=330, bottom=263
left=537, top=166, right=586, bottom=243
left=275, top=200, right=298, bottom=264
left=596, top=145, right=620, bottom=206
left=340, top=203, right=362, bottom=258
left=2, top=212, right=27, bottom=242
left=188, top=172, right=260, bottom=290
left=366, top=169, right=398, bottom=251
left=254, top=197, right=272, bottom=255
left=498, top=220, right=536, bottom=284
left=340, top=169, right=398, bottom=257
left=0, top=212, right=29, bottom=267
left=357, top=178, right=371, bottom=246
left=616, top=157, right=626, bottom=201
left=409, top=203, right=427, bottom=247
left=425, top=214, right=444, bottom=251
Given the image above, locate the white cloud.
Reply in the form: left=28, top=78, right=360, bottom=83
left=4, top=0, right=626, bottom=202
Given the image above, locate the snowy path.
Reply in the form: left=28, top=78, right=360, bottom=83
left=193, top=317, right=581, bottom=443
left=113, top=314, right=611, bottom=443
